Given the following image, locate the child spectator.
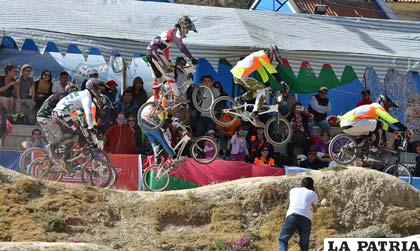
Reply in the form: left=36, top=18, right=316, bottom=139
left=230, top=126, right=248, bottom=161
left=254, top=145, right=275, bottom=167
left=313, top=130, right=331, bottom=162
left=205, top=129, right=218, bottom=159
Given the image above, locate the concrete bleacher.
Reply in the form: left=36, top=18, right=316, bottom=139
left=0, top=124, right=41, bottom=150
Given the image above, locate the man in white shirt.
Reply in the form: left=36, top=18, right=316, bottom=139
left=279, top=177, right=318, bottom=251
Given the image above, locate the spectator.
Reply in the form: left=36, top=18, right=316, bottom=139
left=15, top=64, right=35, bottom=124
left=299, top=146, right=325, bottom=170
left=254, top=145, right=275, bottom=167
left=278, top=83, right=297, bottom=117
left=230, top=127, right=248, bottom=161
left=174, top=57, right=189, bottom=88
left=132, top=77, right=148, bottom=108
left=196, top=75, right=220, bottom=137
left=205, top=129, right=218, bottom=159
left=287, top=102, right=310, bottom=164
left=313, top=130, right=331, bottom=161
left=32, top=70, right=53, bottom=111
left=249, top=127, right=271, bottom=162
left=104, top=113, right=136, bottom=154
left=81, top=69, right=99, bottom=90
left=356, top=89, right=372, bottom=107
left=0, top=65, right=18, bottom=113
left=104, top=80, right=120, bottom=105
left=279, top=177, right=318, bottom=251
left=127, top=114, right=149, bottom=154
left=213, top=81, right=227, bottom=97
left=308, top=86, right=331, bottom=136
left=216, top=115, right=241, bottom=159
left=24, top=128, right=47, bottom=148
left=52, top=71, right=69, bottom=94
left=115, top=89, right=139, bottom=118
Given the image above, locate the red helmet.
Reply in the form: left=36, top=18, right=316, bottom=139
left=327, top=115, right=338, bottom=126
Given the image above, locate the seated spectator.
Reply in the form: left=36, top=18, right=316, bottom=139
left=287, top=102, right=310, bottom=164
left=127, top=114, right=150, bottom=154
left=24, top=129, right=47, bottom=148
left=356, top=89, right=372, bottom=107
left=0, top=65, right=18, bottom=114
left=115, top=89, right=139, bottom=119
left=32, top=70, right=53, bottom=112
left=230, top=126, right=248, bottom=161
left=205, top=129, right=218, bottom=159
left=52, top=71, right=69, bottom=94
left=254, top=145, right=276, bottom=167
left=278, top=83, right=297, bottom=117
left=15, top=64, right=35, bottom=124
left=249, top=127, right=272, bottom=162
left=104, top=113, right=136, bottom=154
left=308, top=86, right=331, bottom=136
left=313, top=130, right=331, bottom=161
left=104, top=80, right=120, bottom=105
left=132, top=77, right=148, bottom=108
left=299, top=146, right=325, bottom=170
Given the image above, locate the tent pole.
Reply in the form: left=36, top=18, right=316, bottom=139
left=122, top=60, right=127, bottom=91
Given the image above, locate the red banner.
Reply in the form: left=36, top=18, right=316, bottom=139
left=143, top=156, right=285, bottom=187
left=61, top=154, right=140, bottom=191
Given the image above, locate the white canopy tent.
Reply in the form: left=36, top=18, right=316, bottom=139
left=1, top=0, right=420, bottom=79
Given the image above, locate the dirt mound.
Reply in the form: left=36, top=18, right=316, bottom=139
left=0, top=166, right=419, bottom=250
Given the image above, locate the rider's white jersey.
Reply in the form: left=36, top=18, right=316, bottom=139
left=53, top=89, right=96, bottom=129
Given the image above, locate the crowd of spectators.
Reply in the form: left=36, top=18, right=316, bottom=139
left=1, top=63, right=419, bottom=176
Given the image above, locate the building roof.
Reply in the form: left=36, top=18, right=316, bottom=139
left=293, top=0, right=385, bottom=19
left=0, top=0, right=419, bottom=79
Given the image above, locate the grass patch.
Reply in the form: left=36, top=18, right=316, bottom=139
left=14, top=178, right=44, bottom=201
left=385, top=208, right=420, bottom=236
left=37, top=211, right=66, bottom=232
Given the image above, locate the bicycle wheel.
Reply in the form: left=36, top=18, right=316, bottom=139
left=192, top=86, right=214, bottom=113
left=210, top=96, right=240, bottom=127
left=19, top=147, right=48, bottom=174
left=384, top=164, right=412, bottom=185
left=80, top=150, right=110, bottom=184
left=89, top=159, right=113, bottom=188
left=30, top=158, right=63, bottom=182
left=143, top=165, right=170, bottom=191
left=328, top=134, right=357, bottom=165
left=137, top=102, right=166, bottom=130
left=264, top=116, right=292, bottom=146
left=191, top=136, right=218, bottom=164
left=105, top=166, right=118, bottom=189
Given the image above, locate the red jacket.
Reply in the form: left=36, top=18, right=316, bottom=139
left=356, top=98, right=372, bottom=107
left=104, top=125, right=136, bottom=154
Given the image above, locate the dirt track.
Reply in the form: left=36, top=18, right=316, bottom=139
left=0, top=166, right=419, bottom=250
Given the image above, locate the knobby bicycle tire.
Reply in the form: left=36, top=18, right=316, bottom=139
left=328, top=134, right=357, bottom=165
left=264, top=116, right=292, bottom=147
left=210, top=96, right=239, bottom=127
left=137, top=102, right=166, bottom=130
left=143, top=165, right=170, bottom=192
left=384, top=164, right=412, bottom=185
left=19, top=147, right=48, bottom=174
left=192, top=85, right=214, bottom=113
left=191, top=136, right=218, bottom=164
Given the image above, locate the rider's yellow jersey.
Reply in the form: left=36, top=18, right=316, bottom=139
left=231, top=50, right=278, bottom=83
left=339, top=103, right=402, bottom=132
